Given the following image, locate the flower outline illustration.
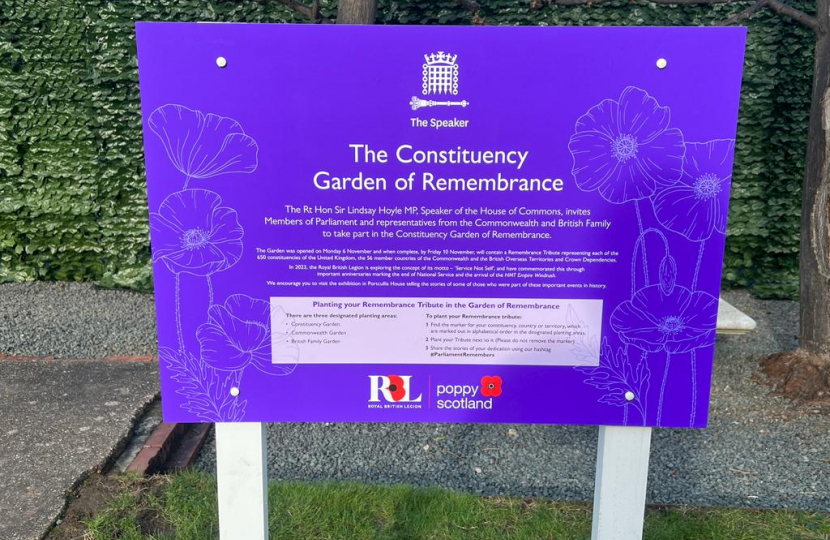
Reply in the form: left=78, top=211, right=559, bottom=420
left=148, top=104, right=259, bottom=185
left=578, top=338, right=650, bottom=425
left=197, top=294, right=299, bottom=376
left=568, top=86, right=685, bottom=204
left=150, top=189, right=244, bottom=276
left=610, top=284, right=718, bottom=354
left=652, top=139, right=735, bottom=242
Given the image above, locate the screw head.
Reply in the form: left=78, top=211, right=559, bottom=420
left=216, top=56, right=228, bottom=68
left=624, top=391, right=635, bottom=402
left=656, top=58, right=668, bottom=70
left=230, top=386, right=240, bottom=397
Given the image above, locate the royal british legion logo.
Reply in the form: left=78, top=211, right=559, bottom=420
left=368, top=375, right=423, bottom=409
left=410, top=51, right=469, bottom=111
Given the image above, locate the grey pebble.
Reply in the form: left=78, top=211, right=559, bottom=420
left=0, top=282, right=157, bottom=359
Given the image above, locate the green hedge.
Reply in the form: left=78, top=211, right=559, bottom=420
left=0, top=0, right=814, bottom=297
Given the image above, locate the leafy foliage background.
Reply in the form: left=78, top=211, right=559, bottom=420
left=0, top=0, right=814, bottom=297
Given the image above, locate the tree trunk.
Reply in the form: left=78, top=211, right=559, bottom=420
left=336, top=0, right=377, bottom=24
left=799, top=5, right=830, bottom=357
left=761, top=0, right=830, bottom=401
left=763, top=2, right=830, bottom=402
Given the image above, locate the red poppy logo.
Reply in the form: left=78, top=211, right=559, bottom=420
left=385, top=375, right=406, bottom=402
left=481, top=376, right=503, bottom=397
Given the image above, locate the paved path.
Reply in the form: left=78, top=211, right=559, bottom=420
left=0, top=359, right=158, bottom=540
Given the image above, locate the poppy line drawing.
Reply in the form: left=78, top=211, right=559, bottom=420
left=148, top=103, right=259, bottom=189
left=150, top=189, right=244, bottom=278
left=569, top=90, right=729, bottom=427
left=197, top=294, right=299, bottom=376
left=147, top=104, right=294, bottom=421
left=577, top=338, right=650, bottom=426
left=568, top=86, right=686, bottom=207
left=161, top=346, right=248, bottom=422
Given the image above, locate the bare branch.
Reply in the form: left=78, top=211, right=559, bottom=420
left=259, top=0, right=818, bottom=32
left=714, top=0, right=819, bottom=31
left=547, top=0, right=739, bottom=6
left=765, top=0, right=819, bottom=31
left=715, top=0, right=769, bottom=25
left=541, top=0, right=819, bottom=32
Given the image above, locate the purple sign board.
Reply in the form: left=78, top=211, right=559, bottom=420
left=136, top=23, right=746, bottom=428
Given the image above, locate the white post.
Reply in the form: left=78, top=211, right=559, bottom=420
left=591, top=426, right=652, bottom=540
left=216, top=422, right=269, bottom=540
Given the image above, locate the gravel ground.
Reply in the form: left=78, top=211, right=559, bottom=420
left=0, top=282, right=156, bottom=358
left=1, top=282, right=826, bottom=510
left=196, top=290, right=830, bottom=511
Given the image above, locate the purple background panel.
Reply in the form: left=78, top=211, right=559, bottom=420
left=136, top=23, right=746, bottom=428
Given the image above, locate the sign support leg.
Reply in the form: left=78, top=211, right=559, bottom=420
left=216, top=422, right=269, bottom=540
left=591, top=425, right=652, bottom=540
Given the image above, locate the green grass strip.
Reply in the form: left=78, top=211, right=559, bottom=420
left=77, top=471, right=830, bottom=540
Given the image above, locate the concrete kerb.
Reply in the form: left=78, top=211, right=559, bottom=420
left=40, top=393, right=160, bottom=540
